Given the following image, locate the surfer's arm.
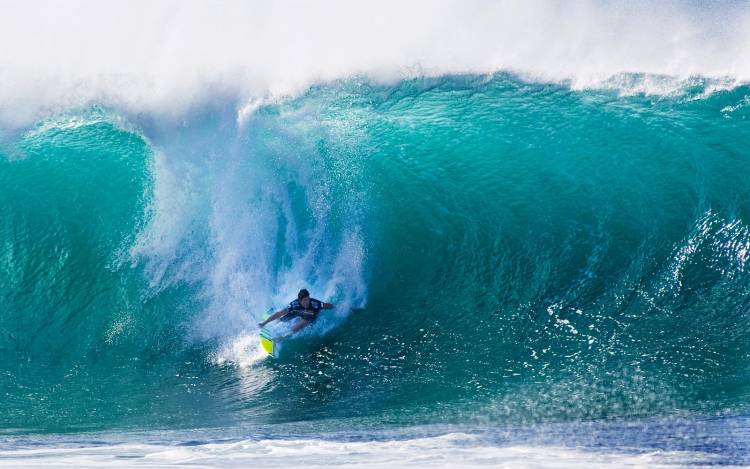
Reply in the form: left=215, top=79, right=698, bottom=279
left=258, top=308, right=288, bottom=327
left=322, top=302, right=335, bottom=309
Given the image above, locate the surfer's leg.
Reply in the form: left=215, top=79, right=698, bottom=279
left=291, top=319, right=311, bottom=334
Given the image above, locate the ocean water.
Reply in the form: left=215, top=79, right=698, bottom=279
left=1, top=1, right=750, bottom=466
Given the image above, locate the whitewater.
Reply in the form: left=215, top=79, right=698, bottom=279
left=1, top=1, right=749, bottom=466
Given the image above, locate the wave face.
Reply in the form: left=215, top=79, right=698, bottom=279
left=1, top=74, right=750, bottom=434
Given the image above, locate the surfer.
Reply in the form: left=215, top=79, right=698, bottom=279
left=258, top=289, right=335, bottom=338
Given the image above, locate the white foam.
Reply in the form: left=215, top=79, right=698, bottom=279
left=0, top=433, right=721, bottom=468
left=210, top=332, right=269, bottom=368
left=1, top=0, right=749, bottom=126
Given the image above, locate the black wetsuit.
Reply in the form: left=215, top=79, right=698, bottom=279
left=280, top=298, right=324, bottom=322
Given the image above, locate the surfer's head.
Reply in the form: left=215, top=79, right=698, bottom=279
left=298, top=288, right=310, bottom=308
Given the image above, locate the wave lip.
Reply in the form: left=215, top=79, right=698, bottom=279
left=1, top=1, right=750, bottom=125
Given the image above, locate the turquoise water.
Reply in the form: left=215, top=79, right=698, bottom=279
left=1, top=73, right=749, bottom=462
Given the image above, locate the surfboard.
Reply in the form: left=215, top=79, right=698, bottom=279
left=259, top=328, right=280, bottom=358
left=259, top=308, right=281, bottom=358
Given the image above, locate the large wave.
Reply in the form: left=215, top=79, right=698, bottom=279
left=0, top=19, right=750, bottom=430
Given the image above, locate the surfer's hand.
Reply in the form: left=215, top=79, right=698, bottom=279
left=258, top=321, right=266, bottom=328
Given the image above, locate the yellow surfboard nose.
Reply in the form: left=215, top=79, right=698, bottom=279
left=260, top=334, right=275, bottom=356
left=259, top=307, right=279, bottom=358
left=259, top=328, right=279, bottom=358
